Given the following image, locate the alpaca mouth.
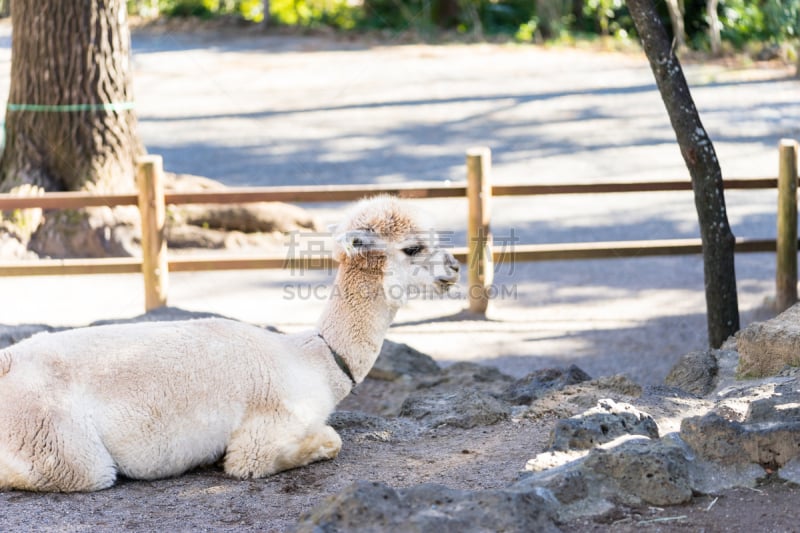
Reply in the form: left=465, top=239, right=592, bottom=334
left=435, top=276, right=459, bottom=292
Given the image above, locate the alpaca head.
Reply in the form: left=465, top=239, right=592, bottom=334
left=331, top=196, right=460, bottom=306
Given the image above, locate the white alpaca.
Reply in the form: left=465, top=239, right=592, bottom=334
left=0, top=197, right=459, bottom=492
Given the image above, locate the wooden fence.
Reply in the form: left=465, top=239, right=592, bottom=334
left=0, top=139, right=798, bottom=315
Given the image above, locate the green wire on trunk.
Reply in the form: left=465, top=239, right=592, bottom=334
left=6, top=102, right=135, bottom=112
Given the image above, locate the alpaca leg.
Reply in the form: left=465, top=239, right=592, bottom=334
left=274, top=424, right=342, bottom=472
left=223, top=419, right=342, bottom=479
left=0, top=405, right=116, bottom=492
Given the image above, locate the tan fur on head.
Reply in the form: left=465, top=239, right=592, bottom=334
left=331, top=196, right=424, bottom=263
left=328, top=196, right=457, bottom=310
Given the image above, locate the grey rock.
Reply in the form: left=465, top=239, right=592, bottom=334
left=417, top=361, right=514, bottom=396
left=736, top=303, right=800, bottom=377
left=0, top=324, right=59, bottom=349
left=643, top=384, right=700, bottom=399
left=681, top=412, right=800, bottom=468
left=501, top=364, right=592, bottom=405
left=778, top=456, right=800, bottom=484
left=516, top=467, right=591, bottom=507
left=399, top=389, right=511, bottom=429
left=689, top=457, right=765, bottom=493
left=328, top=411, right=392, bottom=431
left=328, top=411, right=405, bottom=443
left=293, top=480, right=560, bottom=533
left=547, top=399, right=659, bottom=451
left=745, top=392, right=800, bottom=423
left=368, top=340, right=441, bottom=381
left=518, top=475, right=615, bottom=524
left=164, top=172, right=318, bottom=234
left=664, top=349, right=718, bottom=396
left=590, top=374, right=643, bottom=397
left=29, top=206, right=140, bottom=258
left=519, top=435, right=692, bottom=520
left=90, top=306, right=283, bottom=333
left=177, top=202, right=317, bottom=234
left=581, top=437, right=692, bottom=506
left=680, top=413, right=752, bottom=464
left=166, top=223, right=227, bottom=249
left=90, top=306, right=236, bottom=326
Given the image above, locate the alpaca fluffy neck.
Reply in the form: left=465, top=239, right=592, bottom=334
left=316, top=263, right=397, bottom=387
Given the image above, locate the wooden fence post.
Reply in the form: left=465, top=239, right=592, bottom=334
left=466, top=147, right=493, bottom=315
left=137, top=155, right=168, bottom=311
left=776, top=138, right=799, bottom=312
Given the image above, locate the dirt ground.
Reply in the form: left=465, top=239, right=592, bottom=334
left=2, top=21, right=800, bottom=532
left=2, top=368, right=800, bottom=532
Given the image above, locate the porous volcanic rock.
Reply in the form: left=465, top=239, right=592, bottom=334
left=664, top=349, right=720, bottom=396
left=399, top=389, right=511, bottom=429
left=293, top=480, right=561, bottom=533
left=736, top=303, right=800, bottom=377
left=547, top=399, right=659, bottom=451
left=368, top=340, right=441, bottom=381
left=501, top=364, right=592, bottom=405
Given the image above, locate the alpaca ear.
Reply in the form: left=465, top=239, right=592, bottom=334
left=335, top=229, right=382, bottom=258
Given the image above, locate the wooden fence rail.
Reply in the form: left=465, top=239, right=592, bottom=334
left=0, top=178, right=784, bottom=211
left=0, top=140, right=797, bottom=315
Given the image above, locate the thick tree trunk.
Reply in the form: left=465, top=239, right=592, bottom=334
left=628, top=0, right=740, bottom=348
left=0, top=0, right=142, bottom=193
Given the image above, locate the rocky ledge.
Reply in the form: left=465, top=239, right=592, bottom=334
left=296, top=303, right=800, bottom=532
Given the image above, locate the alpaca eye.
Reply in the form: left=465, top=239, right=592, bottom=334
left=402, top=245, right=424, bottom=257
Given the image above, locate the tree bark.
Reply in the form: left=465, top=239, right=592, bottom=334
left=262, top=0, right=270, bottom=28
left=628, top=0, right=740, bottom=348
left=664, top=0, right=686, bottom=52
left=0, top=0, right=143, bottom=193
left=706, top=0, right=722, bottom=56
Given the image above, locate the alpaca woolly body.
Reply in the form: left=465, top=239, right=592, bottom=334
left=0, top=320, right=346, bottom=491
left=0, top=197, right=459, bottom=492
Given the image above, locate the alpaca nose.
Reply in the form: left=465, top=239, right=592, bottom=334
left=436, top=253, right=460, bottom=285
left=445, top=252, right=460, bottom=272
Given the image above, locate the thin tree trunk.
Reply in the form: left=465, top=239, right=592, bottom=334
left=664, top=0, right=685, bottom=52
left=262, top=0, right=270, bottom=28
left=706, top=0, right=721, bottom=56
left=628, top=0, right=740, bottom=348
left=0, top=0, right=142, bottom=193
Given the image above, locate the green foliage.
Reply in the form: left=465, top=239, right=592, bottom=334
left=271, top=0, right=360, bottom=29
left=478, top=0, right=536, bottom=35
left=762, top=0, right=800, bottom=41
left=238, top=0, right=265, bottom=22
left=128, top=0, right=265, bottom=22
left=128, top=0, right=800, bottom=55
left=514, top=18, right=538, bottom=42
left=578, top=0, right=635, bottom=43
left=166, top=0, right=219, bottom=18
left=718, top=0, right=766, bottom=47
left=710, top=0, right=800, bottom=50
